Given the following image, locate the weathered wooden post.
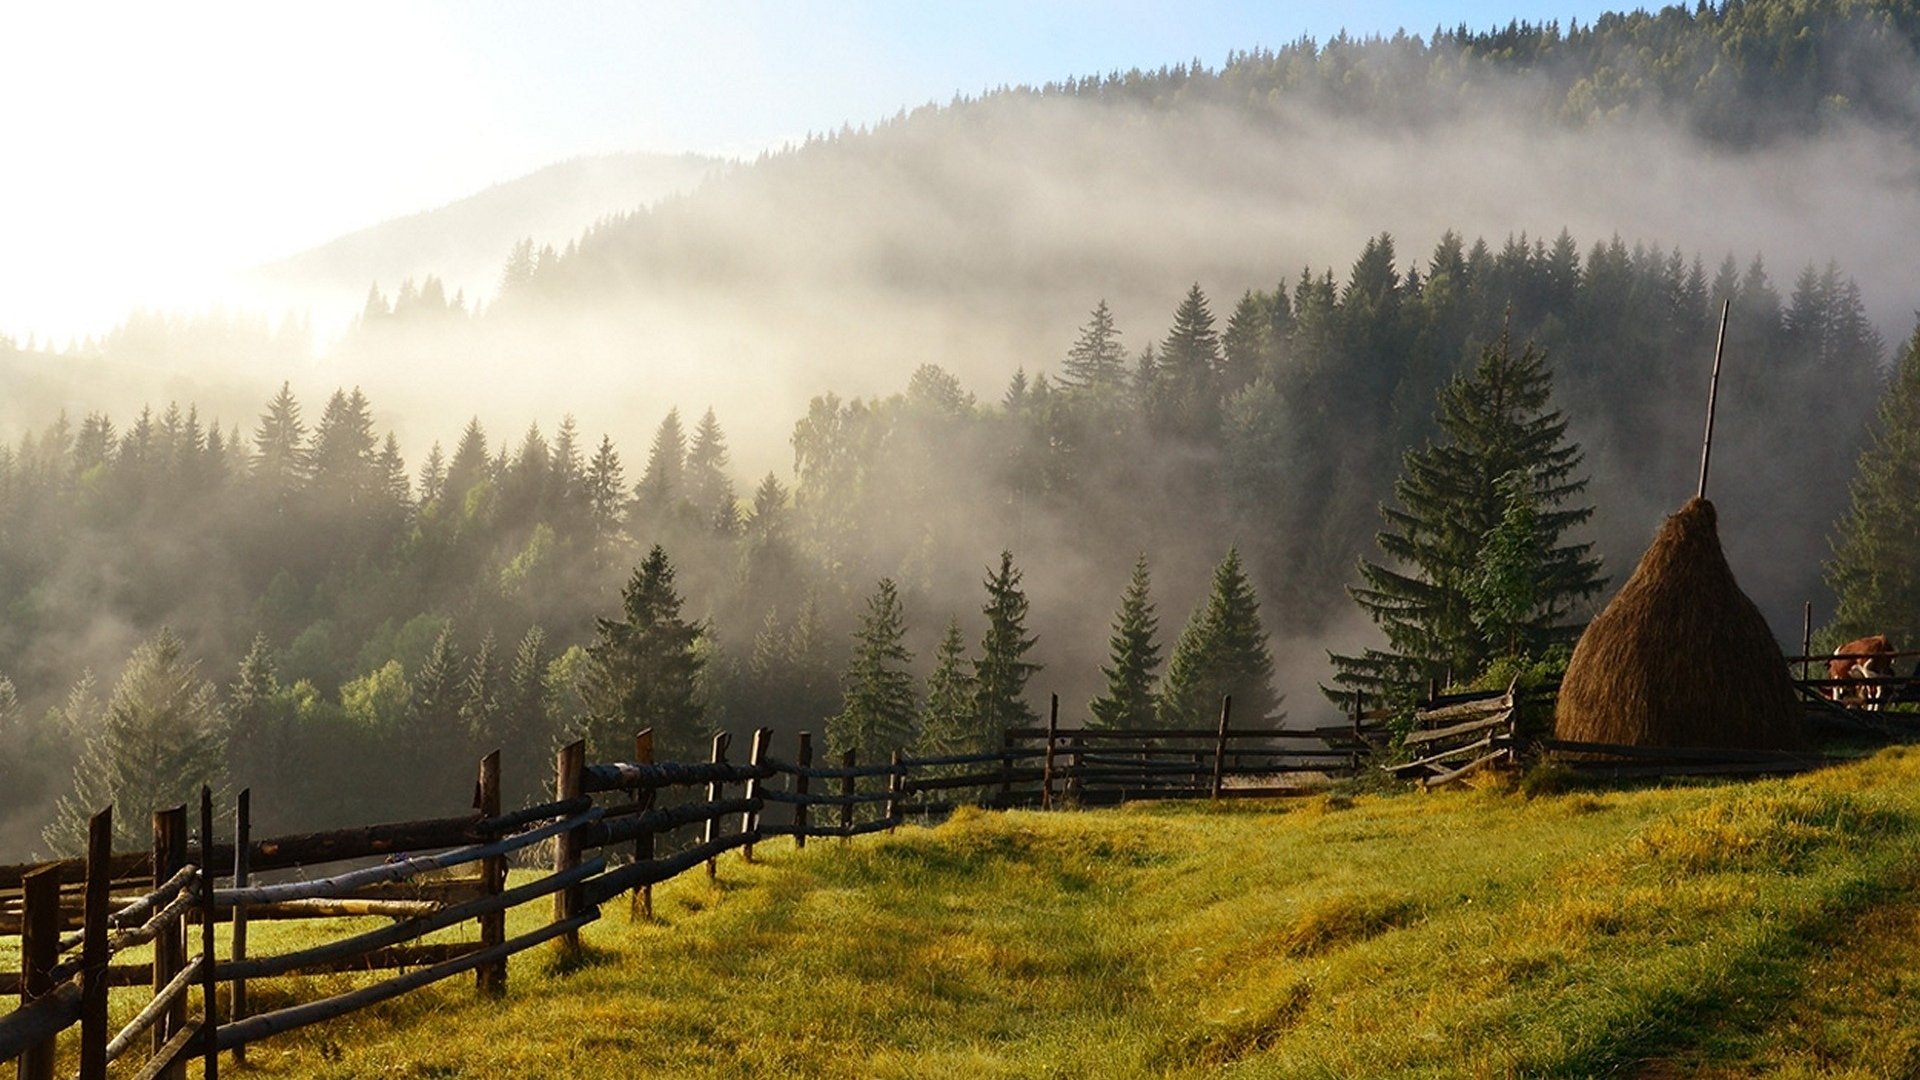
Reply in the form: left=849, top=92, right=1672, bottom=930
left=886, top=751, right=904, bottom=831
left=1041, top=695, right=1059, bottom=811
left=152, top=804, right=188, bottom=1078
left=1210, top=697, right=1233, bottom=802
left=839, top=749, right=856, bottom=844
left=1067, top=733, right=1084, bottom=805
left=998, top=728, right=1016, bottom=808
left=230, top=789, right=250, bottom=1067
left=198, top=786, right=219, bottom=1079
left=632, top=729, right=656, bottom=921
left=553, top=739, right=586, bottom=958
left=793, top=731, right=813, bottom=851
left=18, top=865, right=60, bottom=1080
left=78, top=807, right=111, bottom=1080
left=742, top=728, right=771, bottom=862
left=705, top=732, right=731, bottom=879
left=475, top=751, right=505, bottom=995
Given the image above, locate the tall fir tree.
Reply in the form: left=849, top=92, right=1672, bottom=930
left=1154, top=283, right=1224, bottom=438
left=828, top=578, right=918, bottom=760
left=685, top=407, right=735, bottom=532
left=917, top=619, right=976, bottom=756
left=1089, top=556, right=1162, bottom=728
left=583, top=545, right=705, bottom=759
left=404, top=624, right=464, bottom=787
left=1330, top=327, right=1603, bottom=702
left=502, top=625, right=553, bottom=778
left=584, top=435, right=626, bottom=549
left=1061, top=299, right=1129, bottom=391
left=251, top=382, right=308, bottom=508
left=1157, top=549, right=1279, bottom=726
left=225, top=632, right=290, bottom=792
left=972, top=550, right=1040, bottom=745
left=460, top=631, right=502, bottom=754
left=46, top=629, right=226, bottom=851
left=632, top=408, right=687, bottom=529
left=1827, top=324, right=1920, bottom=646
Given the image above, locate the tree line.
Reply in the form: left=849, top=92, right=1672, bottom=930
left=0, top=223, right=1893, bottom=857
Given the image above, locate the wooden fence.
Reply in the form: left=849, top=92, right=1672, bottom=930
left=3, top=697, right=1357, bottom=1074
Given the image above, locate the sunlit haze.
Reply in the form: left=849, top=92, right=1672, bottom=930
left=4, top=1, right=1621, bottom=344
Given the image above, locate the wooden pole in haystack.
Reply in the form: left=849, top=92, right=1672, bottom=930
left=1698, top=299, right=1731, bottom=500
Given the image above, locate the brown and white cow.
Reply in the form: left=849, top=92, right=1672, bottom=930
left=1828, top=635, right=1896, bottom=711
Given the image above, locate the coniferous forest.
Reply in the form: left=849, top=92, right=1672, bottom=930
left=3, top=0, right=1918, bottom=859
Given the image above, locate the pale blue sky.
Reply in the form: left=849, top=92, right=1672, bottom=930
left=1, top=1, right=1630, bottom=339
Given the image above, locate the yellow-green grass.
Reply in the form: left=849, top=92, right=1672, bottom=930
left=15, top=749, right=1920, bottom=1077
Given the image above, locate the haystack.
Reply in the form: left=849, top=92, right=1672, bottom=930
left=1554, top=497, right=1803, bottom=750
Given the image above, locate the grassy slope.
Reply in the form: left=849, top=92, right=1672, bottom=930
left=33, top=749, right=1920, bottom=1078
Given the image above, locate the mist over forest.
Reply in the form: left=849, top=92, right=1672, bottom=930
left=2, top=2, right=1918, bottom=860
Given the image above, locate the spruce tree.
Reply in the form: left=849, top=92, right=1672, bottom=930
left=404, top=624, right=463, bottom=776
left=583, top=545, right=704, bottom=759
left=444, top=419, right=491, bottom=505
left=460, top=631, right=502, bottom=753
left=632, top=408, right=687, bottom=528
left=972, top=550, right=1040, bottom=745
left=685, top=407, right=733, bottom=530
left=828, top=579, right=918, bottom=760
left=1828, top=324, right=1920, bottom=646
left=584, top=435, right=626, bottom=548
left=917, top=618, right=976, bottom=756
left=1061, top=299, right=1128, bottom=390
left=226, top=633, right=289, bottom=792
left=1089, top=556, right=1162, bottom=729
left=1158, top=549, right=1279, bottom=726
left=46, top=629, right=226, bottom=851
left=1155, top=284, right=1224, bottom=437
left=251, top=382, right=308, bottom=507
left=1329, top=328, right=1603, bottom=702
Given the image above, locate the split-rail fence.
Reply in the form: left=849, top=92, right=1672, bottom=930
left=1, top=696, right=1355, bottom=1076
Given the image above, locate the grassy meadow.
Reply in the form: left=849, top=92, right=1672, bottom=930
left=19, top=749, right=1920, bottom=1077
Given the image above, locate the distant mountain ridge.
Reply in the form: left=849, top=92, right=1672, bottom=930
left=255, top=151, right=723, bottom=310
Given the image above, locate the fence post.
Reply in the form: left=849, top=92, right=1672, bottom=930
left=152, top=804, right=188, bottom=1078
left=18, top=865, right=60, bottom=1080
left=793, top=732, right=813, bottom=851
left=475, top=750, right=505, bottom=996
left=78, top=807, right=111, bottom=1080
left=198, top=786, right=218, bottom=1079
left=553, top=739, right=586, bottom=959
left=742, top=728, right=771, bottom=862
left=229, top=789, right=250, bottom=1068
left=887, top=751, right=903, bottom=831
left=1041, top=695, right=1059, bottom=811
left=998, top=728, right=1015, bottom=808
left=632, top=729, right=655, bottom=921
left=1211, top=697, right=1233, bottom=802
left=1067, top=734, right=1084, bottom=804
left=705, top=732, right=732, bottom=879
left=839, top=749, right=856, bottom=845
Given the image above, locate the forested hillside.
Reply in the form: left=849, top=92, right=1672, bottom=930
left=0, top=224, right=1887, bottom=857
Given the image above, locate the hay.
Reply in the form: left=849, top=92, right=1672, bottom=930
left=1554, top=498, right=1803, bottom=750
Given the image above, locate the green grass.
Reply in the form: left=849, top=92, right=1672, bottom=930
left=23, top=748, right=1920, bottom=1077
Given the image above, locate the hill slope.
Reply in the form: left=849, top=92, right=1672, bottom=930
left=253, top=151, right=722, bottom=320
left=230, top=751, right=1920, bottom=1077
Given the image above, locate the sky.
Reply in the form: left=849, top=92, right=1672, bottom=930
left=0, top=1, right=1628, bottom=343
